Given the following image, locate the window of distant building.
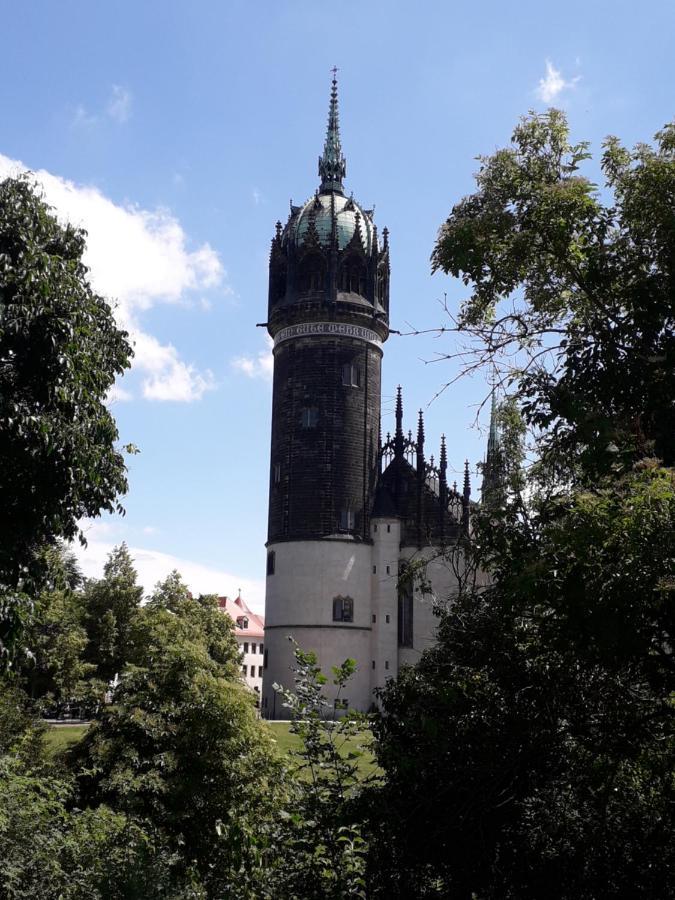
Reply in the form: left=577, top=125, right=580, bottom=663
left=332, top=595, right=354, bottom=623
left=237, top=616, right=249, bottom=629
left=267, top=551, right=275, bottom=575
left=251, top=643, right=256, bottom=654
left=243, top=642, right=249, bottom=654
left=259, top=643, right=264, bottom=654
left=258, top=666, right=263, bottom=678
left=242, top=665, right=247, bottom=676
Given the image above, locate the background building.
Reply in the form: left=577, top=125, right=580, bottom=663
left=218, top=594, right=265, bottom=696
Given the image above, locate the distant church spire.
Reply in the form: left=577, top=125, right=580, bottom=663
left=318, top=68, right=347, bottom=194
left=482, top=389, right=504, bottom=505
left=487, top=390, right=500, bottom=456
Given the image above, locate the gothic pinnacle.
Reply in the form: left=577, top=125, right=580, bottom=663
left=463, top=459, right=471, bottom=500
left=394, top=386, right=404, bottom=457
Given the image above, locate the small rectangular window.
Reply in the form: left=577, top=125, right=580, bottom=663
left=334, top=698, right=348, bottom=710
left=264, top=649, right=268, bottom=669
left=333, top=595, right=354, bottom=622
left=242, top=665, right=247, bottom=676
left=373, top=523, right=378, bottom=532
left=387, top=524, right=391, bottom=533
left=385, top=660, right=389, bottom=670
left=258, top=666, right=263, bottom=678
left=300, top=406, right=319, bottom=428
left=341, top=363, right=361, bottom=387
left=372, top=565, right=377, bottom=574
left=267, top=551, right=276, bottom=575
left=259, top=643, right=264, bottom=653
left=339, top=509, right=355, bottom=531
left=372, top=660, right=376, bottom=669
left=251, top=644, right=256, bottom=654
left=372, top=614, right=376, bottom=623
left=244, top=642, right=249, bottom=654
left=386, top=565, right=390, bottom=575
left=385, top=614, right=390, bottom=624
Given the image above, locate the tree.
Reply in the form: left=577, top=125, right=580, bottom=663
left=266, top=644, right=369, bottom=899
left=431, top=111, right=675, bottom=480
left=367, top=115, right=675, bottom=898
left=0, top=176, right=133, bottom=652
left=72, top=573, right=281, bottom=896
left=79, top=544, right=144, bottom=684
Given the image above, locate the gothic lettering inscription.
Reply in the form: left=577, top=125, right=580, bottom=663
left=274, top=321, right=382, bottom=348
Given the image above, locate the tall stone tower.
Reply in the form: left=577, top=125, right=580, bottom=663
left=261, top=75, right=390, bottom=717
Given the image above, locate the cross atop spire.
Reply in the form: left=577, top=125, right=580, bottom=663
left=318, top=69, right=347, bottom=194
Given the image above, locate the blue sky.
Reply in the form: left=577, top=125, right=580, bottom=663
left=2, top=1, right=673, bottom=608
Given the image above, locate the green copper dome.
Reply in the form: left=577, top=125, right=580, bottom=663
left=288, top=192, right=375, bottom=253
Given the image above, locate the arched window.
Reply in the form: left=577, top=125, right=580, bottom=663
left=298, top=254, right=325, bottom=293
left=332, top=595, right=354, bottom=623
left=338, top=258, right=366, bottom=295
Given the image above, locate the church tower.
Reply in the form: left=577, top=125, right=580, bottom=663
left=262, top=75, right=390, bottom=717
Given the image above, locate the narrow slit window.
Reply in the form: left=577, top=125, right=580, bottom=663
left=300, top=407, right=319, bottom=428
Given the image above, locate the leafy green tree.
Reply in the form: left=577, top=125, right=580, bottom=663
left=432, top=111, right=675, bottom=479
left=367, top=115, right=675, bottom=898
left=372, top=465, right=674, bottom=898
left=0, top=683, right=191, bottom=899
left=72, top=572, right=281, bottom=896
left=266, top=644, right=369, bottom=899
left=0, top=176, right=133, bottom=654
left=79, top=544, right=143, bottom=683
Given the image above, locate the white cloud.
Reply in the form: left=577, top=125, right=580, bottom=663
left=252, top=187, right=263, bottom=205
left=535, top=60, right=580, bottom=103
left=142, top=525, right=158, bottom=535
left=232, top=335, right=273, bottom=381
left=73, top=531, right=265, bottom=613
left=106, top=384, right=133, bottom=404
left=133, top=330, right=216, bottom=402
left=0, top=152, right=225, bottom=402
left=107, top=85, right=132, bottom=124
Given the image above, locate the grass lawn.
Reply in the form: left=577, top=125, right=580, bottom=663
left=265, top=721, right=380, bottom=780
left=44, top=721, right=380, bottom=780
left=44, top=724, right=88, bottom=756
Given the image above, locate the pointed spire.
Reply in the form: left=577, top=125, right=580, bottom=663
left=463, top=459, right=471, bottom=501
left=394, top=386, right=404, bottom=457
left=417, top=409, right=425, bottom=452
left=488, top=390, right=500, bottom=455
left=439, top=435, right=447, bottom=480
left=318, top=68, right=346, bottom=194
left=439, top=435, right=448, bottom=545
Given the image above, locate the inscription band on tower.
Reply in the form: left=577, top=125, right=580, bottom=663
left=273, top=321, right=383, bottom=348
